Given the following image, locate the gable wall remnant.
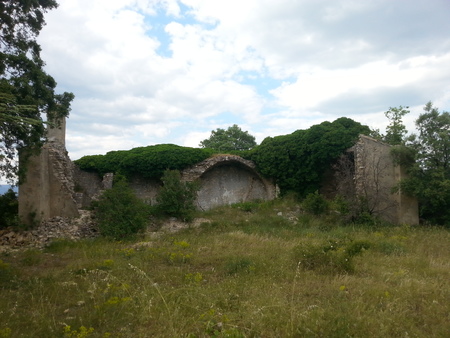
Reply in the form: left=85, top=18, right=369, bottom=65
left=18, top=119, right=79, bottom=225
left=352, top=135, right=418, bottom=225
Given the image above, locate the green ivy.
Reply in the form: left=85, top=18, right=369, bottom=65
left=74, top=118, right=369, bottom=198
left=74, top=144, right=213, bottom=179
left=246, top=117, right=370, bottom=197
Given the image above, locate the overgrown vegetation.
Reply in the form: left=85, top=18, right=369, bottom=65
left=0, top=188, right=18, bottom=228
left=155, top=169, right=199, bottom=221
left=374, top=102, right=450, bottom=226
left=74, top=144, right=213, bottom=179
left=1, top=199, right=449, bottom=337
left=302, top=191, right=329, bottom=215
left=200, top=124, right=257, bottom=151
left=92, top=178, right=150, bottom=240
left=246, top=117, right=370, bottom=197
left=75, top=118, right=369, bottom=199
left=400, top=102, right=450, bottom=226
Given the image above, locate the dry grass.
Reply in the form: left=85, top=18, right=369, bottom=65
left=1, top=199, right=449, bottom=337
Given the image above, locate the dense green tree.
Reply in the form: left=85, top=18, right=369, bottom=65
left=200, top=124, right=257, bottom=151
left=0, top=0, right=74, bottom=183
left=384, top=106, right=409, bottom=145
left=0, top=188, right=18, bottom=228
left=400, top=102, right=450, bottom=225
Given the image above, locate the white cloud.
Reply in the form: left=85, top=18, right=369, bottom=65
left=37, top=0, right=450, bottom=160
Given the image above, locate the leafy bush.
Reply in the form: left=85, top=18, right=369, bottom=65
left=156, top=170, right=199, bottom=221
left=302, top=191, right=329, bottom=215
left=293, top=239, right=371, bottom=274
left=93, top=179, right=150, bottom=240
left=0, top=188, right=18, bottom=228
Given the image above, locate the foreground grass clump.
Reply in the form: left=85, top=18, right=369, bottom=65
left=1, top=199, right=449, bottom=337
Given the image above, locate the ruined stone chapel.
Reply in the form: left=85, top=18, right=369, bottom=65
left=18, top=118, right=418, bottom=226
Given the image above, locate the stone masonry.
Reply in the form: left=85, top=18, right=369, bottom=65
left=18, top=118, right=79, bottom=225
left=352, top=135, right=419, bottom=225
left=17, top=118, right=418, bottom=226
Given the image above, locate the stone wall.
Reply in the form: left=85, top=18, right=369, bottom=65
left=352, top=135, right=418, bottom=225
left=182, top=155, right=278, bottom=210
left=18, top=119, right=417, bottom=226
left=71, top=154, right=278, bottom=211
left=18, top=141, right=79, bottom=225
left=72, top=168, right=113, bottom=208
left=128, top=176, right=161, bottom=205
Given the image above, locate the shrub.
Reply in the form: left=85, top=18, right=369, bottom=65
left=156, top=170, right=198, bottom=221
left=293, top=239, right=371, bottom=274
left=0, top=188, right=18, bottom=228
left=93, top=179, right=149, bottom=240
left=302, top=191, right=329, bottom=215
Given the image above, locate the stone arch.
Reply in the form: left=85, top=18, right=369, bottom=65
left=182, top=155, right=277, bottom=210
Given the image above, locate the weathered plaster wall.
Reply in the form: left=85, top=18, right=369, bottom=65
left=72, top=155, right=278, bottom=211
left=18, top=142, right=79, bottom=225
left=194, top=164, right=269, bottom=210
left=128, top=176, right=161, bottom=205
left=182, top=155, right=278, bottom=210
left=353, top=135, right=418, bottom=225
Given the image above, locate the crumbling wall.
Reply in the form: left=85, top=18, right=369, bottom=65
left=72, top=155, right=278, bottom=211
left=18, top=129, right=79, bottom=225
left=128, top=176, right=161, bottom=205
left=19, top=120, right=417, bottom=226
left=353, top=135, right=418, bottom=225
left=72, top=167, right=113, bottom=208
left=182, top=155, right=277, bottom=210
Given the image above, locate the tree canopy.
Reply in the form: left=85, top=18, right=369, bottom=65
left=199, top=124, right=257, bottom=151
left=399, top=102, right=450, bottom=225
left=0, top=0, right=74, bottom=183
left=384, top=106, right=409, bottom=145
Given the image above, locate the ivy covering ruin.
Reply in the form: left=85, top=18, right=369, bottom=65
left=75, top=118, right=370, bottom=197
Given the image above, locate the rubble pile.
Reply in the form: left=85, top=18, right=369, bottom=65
left=0, top=210, right=98, bottom=252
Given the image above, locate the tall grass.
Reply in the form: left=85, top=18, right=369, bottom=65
left=1, top=199, right=449, bottom=337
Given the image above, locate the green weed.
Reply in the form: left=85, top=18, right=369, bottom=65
left=225, top=257, right=255, bottom=275
left=0, top=200, right=449, bottom=337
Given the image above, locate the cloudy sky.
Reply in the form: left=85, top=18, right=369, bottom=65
left=38, top=0, right=450, bottom=160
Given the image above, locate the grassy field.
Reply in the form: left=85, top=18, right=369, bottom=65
left=1, top=198, right=449, bottom=337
